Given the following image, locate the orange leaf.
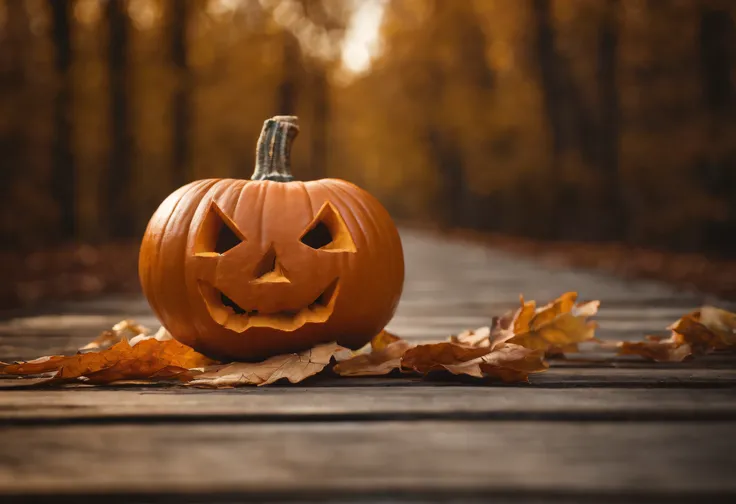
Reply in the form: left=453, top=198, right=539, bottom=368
left=0, top=355, right=70, bottom=376
left=492, top=292, right=599, bottom=354
left=478, top=344, right=548, bottom=382
left=669, top=307, right=736, bottom=353
left=371, top=329, right=403, bottom=351
left=0, top=321, right=215, bottom=385
left=617, top=335, right=692, bottom=363
left=334, top=334, right=413, bottom=376
left=400, top=340, right=546, bottom=383
left=189, top=342, right=345, bottom=387
left=401, top=342, right=492, bottom=373
left=618, top=305, right=736, bottom=362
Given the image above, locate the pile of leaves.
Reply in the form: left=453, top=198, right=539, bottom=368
left=1, top=292, right=734, bottom=388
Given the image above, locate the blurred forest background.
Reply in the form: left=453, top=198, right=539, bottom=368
left=1, top=0, right=736, bottom=307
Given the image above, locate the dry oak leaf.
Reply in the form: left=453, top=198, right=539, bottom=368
left=0, top=322, right=215, bottom=384
left=617, top=305, right=736, bottom=362
left=670, top=306, right=736, bottom=352
left=617, top=335, right=692, bottom=363
left=401, top=341, right=546, bottom=382
left=0, top=320, right=154, bottom=376
left=451, top=326, right=491, bottom=348
left=492, top=292, right=599, bottom=354
left=443, top=344, right=548, bottom=382
left=189, top=342, right=345, bottom=387
left=334, top=331, right=414, bottom=377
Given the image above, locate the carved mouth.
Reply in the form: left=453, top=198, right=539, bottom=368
left=198, top=278, right=340, bottom=333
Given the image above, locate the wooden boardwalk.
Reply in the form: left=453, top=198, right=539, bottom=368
left=1, top=229, right=735, bottom=503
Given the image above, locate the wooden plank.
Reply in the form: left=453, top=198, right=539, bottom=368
left=1, top=362, right=735, bottom=391
left=0, top=421, right=733, bottom=496
left=0, top=387, right=735, bottom=423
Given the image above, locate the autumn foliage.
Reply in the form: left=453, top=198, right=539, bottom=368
left=3, top=291, right=732, bottom=388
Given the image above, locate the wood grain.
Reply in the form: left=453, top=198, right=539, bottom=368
left=0, top=421, right=733, bottom=495
left=0, top=387, right=735, bottom=423
left=0, top=229, right=734, bottom=501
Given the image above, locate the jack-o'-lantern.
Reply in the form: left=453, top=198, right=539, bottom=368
left=139, top=116, right=405, bottom=361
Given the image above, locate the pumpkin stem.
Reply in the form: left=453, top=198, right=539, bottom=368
left=252, top=115, right=300, bottom=182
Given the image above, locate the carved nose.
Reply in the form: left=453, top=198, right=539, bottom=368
left=251, top=245, right=290, bottom=284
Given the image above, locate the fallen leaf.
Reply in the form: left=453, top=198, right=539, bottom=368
left=189, top=342, right=345, bottom=387
left=492, top=292, right=599, bottom=354
left=617, top=335, right=693, bottom=363
left=618, top=305, right=736, bottom=362
left=0, top=355, right=69, bottom=375
left=400, top=340, right=546, bottom=382
left=0, top=321, right=215, bottom=384
left=669, top=307, right=736, bottom=352
left=334, top=334, right=413, bottom=376
left=371, top=329, right=403, bottom=351
left=79, top=319, right=150, bottom=351
left=401, top=342, right=492, bottom=373
left=699, top=306, right=736, bottom=347
left=451, top=326, right=491, bottom=347
left=478, top=343, right=549, bottom=382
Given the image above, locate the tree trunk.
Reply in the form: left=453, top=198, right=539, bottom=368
left=0, top=1, right=29, bottom=247
left=170, top=0, right=190, bottom=189
left=106, top=0, right=132, bottom=238
left=699, top=8, right=734, bottom=113
left=310, top=69, right=329, bottom=180
left=595, top=0, right=623, bottom=239
left=49, top=0, right=75, bottom=240
left=530, top=0, right=563, bottom=238
left=277, top=33, right=299, bottom=115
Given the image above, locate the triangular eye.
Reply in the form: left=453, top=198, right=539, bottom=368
left=195, top=201, right=245, bottom=255
left=300, top=202, right=356, bottom=252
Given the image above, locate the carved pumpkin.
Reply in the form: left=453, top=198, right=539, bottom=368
left=139, top=116, right=404, bottom=361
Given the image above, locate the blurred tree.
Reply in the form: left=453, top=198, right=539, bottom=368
left=700, top=6, right=734, bottom=113
left=699, top=4, right=736, bottom=253
left=277, top=30, right=299, bottom=116
left=49, top=0, right=75, bottom=238
left=106, top=0, right=133, bottom=237
left=595, top=0, right=623, bottom=238
left=345, top=0, right=494, bottom=226
left=0, top=0, right=734, bottom=259
left=0, top=0, right=30, bottom=247
left=169, top=0, right=190, bottom=188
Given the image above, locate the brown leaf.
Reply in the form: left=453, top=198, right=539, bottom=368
left=670, top=306, right=736, bottom=352
left=401, top=342, right=492, bottom=373
left=492, top=292, right=599, bottom=354
left=189, top=342, right=345, bottom=387
left=478, top=344, right=549, bottom=382
left=617, top=335, right=692, bottom=363
left=699, top=306, right=736, bottom=347
left=0, top=321, right=215, bottom=384
left=371, top=329, right=403, bottom=351
left=619, top=305, right=736, bottom=362
left=0, top=355, right=69, bottom=375
left=451, top=326, right=491, bottom=347
left=400, top=340, right=546, bottom=382
left=334, top=335, right=413, bottom=376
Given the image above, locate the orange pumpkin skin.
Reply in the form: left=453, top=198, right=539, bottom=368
left=139, top=117, right=404, bottom=361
